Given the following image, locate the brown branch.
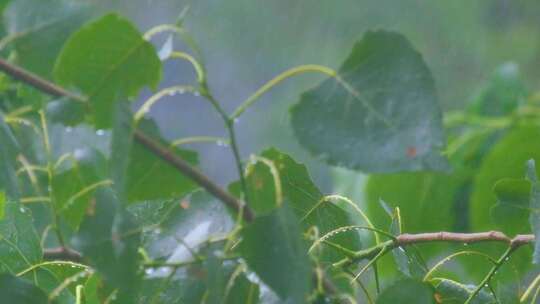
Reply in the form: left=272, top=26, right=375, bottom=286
left=0, top=57, right=254, bottom=222
left=334, top=231, right=535, bottom=268
left=134, top=130, right=254, bottom=221
left=43, top=247, right=82, bottom=262
left=397, top=231, right=534, bottom=247
left=0, top=58, right=85, bottom=102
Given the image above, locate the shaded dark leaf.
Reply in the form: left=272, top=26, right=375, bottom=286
left=0, top=273, right=48, bottom=304
left=240, top=204, right=311, bottom=303
left=72, top=187, right=141, bottom=302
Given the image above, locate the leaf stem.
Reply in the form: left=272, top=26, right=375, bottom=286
left=169, top=51, right=206, bottom=84
left=170, top=136, right=229, bottom=147
left=230, top=64, right=337, bottom=120
left=17, top=260, right=89, bottom=277
left=464, top=246, right=516, bottom=304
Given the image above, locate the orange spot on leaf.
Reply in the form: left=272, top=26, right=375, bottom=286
left=180, top=200, right=190, bottom=209
left=407, top=146, right=417, bottom=158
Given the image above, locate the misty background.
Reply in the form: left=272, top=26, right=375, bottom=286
left=89, top=0, right=540, bottom=191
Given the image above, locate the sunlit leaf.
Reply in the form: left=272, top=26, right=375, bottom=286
left=291, top=30, right=448, bottom=173
left=240, top=205, right=311, bottom=303
left=54, top=13, right=162, bottom=128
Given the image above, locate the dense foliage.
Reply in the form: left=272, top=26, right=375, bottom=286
left=0, top=2, right=539, bottom=304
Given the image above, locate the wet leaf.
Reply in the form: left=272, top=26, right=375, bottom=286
left=54, top=13, right=162, bottom=128
left=0, top=273, right=48, bottom=304
left=291, top=30, right=448, bottom=173
left=433, top=279, right=493, bottom=304
left=376, top=278, right=435, bottom=303
left=0, top=201, right=41, bottom=274
left=72, top=187, right=141, bottom=302
left=240, top=205, right=311, bottom=303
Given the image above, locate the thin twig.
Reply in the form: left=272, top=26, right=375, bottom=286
left=333, top=231, right=534, bottom=268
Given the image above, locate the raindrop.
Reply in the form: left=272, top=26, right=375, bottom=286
left=463, top=243, right=468, bottom=246
left=65, top=127, right=73, bottom=133
left=19, top=207, right=26, bottom=213
left=96, top=129, right=105, bottom=136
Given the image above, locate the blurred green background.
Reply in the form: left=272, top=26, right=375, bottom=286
left=84, top=0, right=540, bottom=188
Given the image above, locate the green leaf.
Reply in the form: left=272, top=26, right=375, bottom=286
left=240, top=205, right=311, bottom=303
left=291, top=30, right=448, bottom=173
left=54, top=13, right=162, bottom=128
left=0, top=273, right=47, bottom=304
left=4, top=0, right=93, bottom=78
left=51, top=147, right=108, bottom=229
left=0, top=191, right=4, bottom=219
left=491, top=178, right=531, bottom=236
left=526, top=159, right=540, bottom=264
left=126, top=119, right=199, bottom=203
left=0, top=201, right=42, bottom=274
left=0, top=115, right=20, bottom=199
left=468, top=62, right=526, bottom=117
left=46, top=98, right=87, bottom=126
left=224, top=272, right=260, bottom=304
left=470, top=126, right=540, bottom=231
left=380, top=201, right=428, bottom=278
left=231, top=148, right=361, bottom=261
left=19, top=263, right=88, bottom=304
left=376, top=278, right=435, bottom=304
left=366, top=171, right=464, bottom=234
left=72, top=187, right=141, bottom=302
left=137, top=191, right=233, bottom=261
left=109, top=101, right=134, bottom=202
left=433, top=279, right=493, bottom=304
